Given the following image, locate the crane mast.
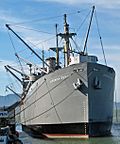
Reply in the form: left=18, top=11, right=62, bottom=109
left=58, top=14, right=76, bottom=67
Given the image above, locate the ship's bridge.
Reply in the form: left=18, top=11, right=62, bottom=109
left=69, top=54, right=98, bottom=65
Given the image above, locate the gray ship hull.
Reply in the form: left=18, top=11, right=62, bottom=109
left=16, top=62, right=115, bottom=138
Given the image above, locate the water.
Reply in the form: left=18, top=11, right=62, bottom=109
left=18, top=124, right=120, bottom=144
left=16, top=109, right=120, bottom=144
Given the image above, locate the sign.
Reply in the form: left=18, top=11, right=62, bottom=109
left=0, top=111, right=8, bottom=118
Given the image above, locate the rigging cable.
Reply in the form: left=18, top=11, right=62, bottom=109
left=73, top=10, right=91, bottom=52
left=7, top=31, right=23, bottom=90
left=7, top=30, right=25, bottom=74
left=18, top=74, right=72, bottom=122
left=13, top=25, right=55, bottom=35
left=23, top=89, right=75, bottom=123
left=94, top=10, right=107, bottom=66
left=7, top=27, right=55, bottom=57
left=71, top=37, right=81, bottom=52
left=75, top=10, right=91, bottom=34
left=7, top=30, right=17, bottom=53
left=8, top=9, right=88, bottom=26
left=35, top=35, right=56, bottom=47
left=8, top=27, right=56, bottom=57
left=15, top=53, right=25, bottom=75
left=45, top=80, right=62, bottom=123
left=20, top=68, right=92, bottom=123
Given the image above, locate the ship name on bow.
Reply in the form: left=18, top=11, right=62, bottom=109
left=50, top=75, right=69, bottom=83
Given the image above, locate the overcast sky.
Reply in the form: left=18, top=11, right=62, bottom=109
left=0, top=0, right=120, bottom=102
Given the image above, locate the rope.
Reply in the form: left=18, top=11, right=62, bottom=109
left=16, top=73, right=71, bottom=122
left=16, top=69, right=89, bottom=124
left=22, top=89, right=75, bottom=123
left=8, top=28, right=55, bottom=58
left=15, top=53, right=25, bottom=75
left=8, top=9, right=88, bottom=26
left=75, top=10, right=91, bottom=34
left=73, top=10, right=91, bottom=53
left=94, top=10, right=107, bottom=66
left=7, top=29, right=55, bottom=71
left=7, top=29, right=26, bottom=77
left=13, top=25, right=55, bottom=35
left=35, top=35, right=56, bottom=47
left=71, top=37, right=81, bottom=52
left=45, top=80, right=62, bottom=123
left=7, top=30, right=16, bottom=53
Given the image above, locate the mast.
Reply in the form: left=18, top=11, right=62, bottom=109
left=58, top=14, right=76, bottom=67
left=83, top=6, right=95, bottom=54
left=56, top=24, right=59, bottom=67
left=64, top=14, right=70, bottom=67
